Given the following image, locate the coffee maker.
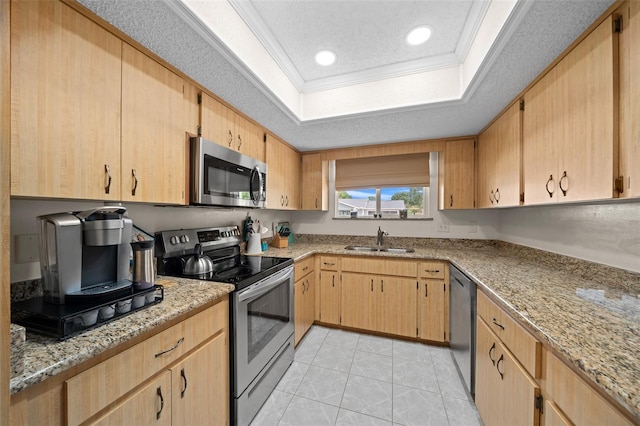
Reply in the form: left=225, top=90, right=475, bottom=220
left=38, top=206, right=133, bottom=304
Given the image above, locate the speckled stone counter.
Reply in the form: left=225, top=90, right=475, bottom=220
left=265, top=235, right=640, bottom=421
left=10, top=277, right=234, bottom=395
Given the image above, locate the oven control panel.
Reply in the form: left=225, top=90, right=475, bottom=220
left=155, top=225, right=242, bottom=258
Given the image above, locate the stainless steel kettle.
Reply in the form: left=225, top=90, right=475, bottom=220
left=183, top=243, right=213, bottom=275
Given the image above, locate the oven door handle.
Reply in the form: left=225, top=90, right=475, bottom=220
left=237, top=267, right=293, bottom=303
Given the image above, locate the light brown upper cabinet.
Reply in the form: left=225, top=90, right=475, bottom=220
left=10, top=0, right=122, bottom=200
left=522, top=15, right=618, bottom=205
left=265, top=134, right=300, bottom=210
left=301, top=154, right=329, bottom=211
left=438, top=139, right=476, bottom=209
left=120, top=44, right=186, bottom=204
left=199, top=92, right=265, bottom=163
left=618, top=1, right=640, bottom=198
left=477, top=102, right=522, bottom=208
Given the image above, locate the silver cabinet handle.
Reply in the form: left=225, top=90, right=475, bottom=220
left=155, top=337, right=184, bottom=357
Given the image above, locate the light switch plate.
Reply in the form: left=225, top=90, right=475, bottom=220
left=15, top=234, right=40, bottom=263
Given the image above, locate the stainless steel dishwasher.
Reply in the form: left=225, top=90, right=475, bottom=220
left=449, top=264, right=477, bottom=398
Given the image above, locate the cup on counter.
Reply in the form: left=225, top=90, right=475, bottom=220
left=246, top=233, right=262, bottom=254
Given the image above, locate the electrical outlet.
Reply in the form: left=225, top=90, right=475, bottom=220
left=438, top=222, right=450, bottom=233
left=15, top=234, right=39, bottom=263
left=468, top=221, right=477, bottom=233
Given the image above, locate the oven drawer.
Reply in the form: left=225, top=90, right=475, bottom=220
left=65, top=299, right=228, bottom=426
left=294, top=255, right=315, bottom=281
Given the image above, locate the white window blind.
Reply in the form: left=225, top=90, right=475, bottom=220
left=335, top=153, right=430, bottom=190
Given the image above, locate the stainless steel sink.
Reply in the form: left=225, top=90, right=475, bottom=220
left=344, top=245, right=415, bottom=253
left=344, top=246, right=379, bottom=251
left=379, top=247, right=415, bottom=253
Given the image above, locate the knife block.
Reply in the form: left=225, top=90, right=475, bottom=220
left=270, top=233, right=288, bottom=248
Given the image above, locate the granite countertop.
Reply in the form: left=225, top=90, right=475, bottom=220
left=265, top=236, right=640, bottom=421
left=10, top=277, right=234, bottom=395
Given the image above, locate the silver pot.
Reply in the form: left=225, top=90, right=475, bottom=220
left=184, top=243, right=213, bottom=275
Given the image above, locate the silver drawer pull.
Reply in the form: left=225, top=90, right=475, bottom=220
left=155, top=337, right=184, bottom=358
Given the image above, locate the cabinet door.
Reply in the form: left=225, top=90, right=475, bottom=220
left=200, top=93, right=227, bottom=147
left=475, top=318, right=501, bottom=426
left=478, top=102, right=522, bottom=208
left=294, top=278, right=306, bottom=345
left=303, top=273, right=316, bottom=337
left=301, top=155, right=329, bottom=210
left=243, top=119, right=266, bottom=163
left=265, top=134, right=300, bottom=210
left=476, top=319, right=540, bottom=426
left=319, top=272, right=341, bottom=325
left=619, top=1, right=640, bottom=198
left=418, top=280, right=446, bottom=342
left=10, top=0, right=122, bottom=200
left=89, top=370, right=172, bottom=426
left=544, top=401, right=572, bottom=426
left=439, top=139, right=476, bottom=209
left=341, top=273, right=377, bottom=331
left=171, top=333, right=229, bottom=426
left=121, top=44, right=186, bottom=204
left=376, top=277, right=417, bottom=337
left=524, top=16, right=617, bottom=205
left=554, top=16, right=616, bottom=203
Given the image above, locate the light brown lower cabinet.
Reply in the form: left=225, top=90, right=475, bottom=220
left=10, top=299, right=229, bottom=426
left=542, top=351, right=634, bottom=426
left=294, top=259, right=316, bottom=345
left=318, top=270, right=341, bottom=325
left=88, top=370, right=173, bottom=426
left=418, top=280, right=447, bottom=342
left=476, top=317, right=541, bottom=426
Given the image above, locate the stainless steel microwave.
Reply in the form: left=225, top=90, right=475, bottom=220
left=190, top=137, right=267, bottom=208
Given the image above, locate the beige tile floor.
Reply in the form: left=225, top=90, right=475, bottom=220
left=250, top=326, right=482, bottom=426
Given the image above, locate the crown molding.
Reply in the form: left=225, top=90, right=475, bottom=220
left=455, top=0, right=492, bottom=61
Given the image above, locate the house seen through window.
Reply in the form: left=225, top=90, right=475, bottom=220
left=336, top=187, right=428, bottom=218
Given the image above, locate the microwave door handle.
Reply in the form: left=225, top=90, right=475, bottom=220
left=238, top=268, right=293, bottom=303
left=250, top=165, right=263, bottom=206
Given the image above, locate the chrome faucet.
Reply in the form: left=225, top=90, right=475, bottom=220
left=376, top=226, right=388, bottom=246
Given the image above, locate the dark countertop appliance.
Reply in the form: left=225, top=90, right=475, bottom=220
left=155, top=225, right=294, bottom=426
left=13, top=207, right=163, bottom=339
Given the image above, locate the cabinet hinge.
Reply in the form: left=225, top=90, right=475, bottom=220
left=197, top=125, right=202, bottom=137
left=417, top=282, right=419, bottom=289
left=197, top=93, right=202, bottom=104
left=535, top=395, right=544, bottom=413
left=416, top=328, right=419, bottom=336
left=444, top=332, right=447, bottom=341
left=614, top=15, right=623, bottom=33
left=615, top=176, right=624, bottom=194
left=263, top=133, right=267, bottom=143
left=473, top=140, right=477, bottom=149
left=519, top=99, right=525, bottom=111
left=520, top=192, right=525, bottom=203
left=443, top=283, right=446, bottom=292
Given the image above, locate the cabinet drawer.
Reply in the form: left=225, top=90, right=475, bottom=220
left=65, top=299, right=228, bottom=426
left=419, top=261, right=446, bottom=279
left=544, top=352, right=633, bottom=426
left=295, top=256, right=315, bottom=281
left=320, top=256, right=338, bottom=271
left=477, top=291, right=541, bottom=379
left=341, top=257, right=417, bottom=277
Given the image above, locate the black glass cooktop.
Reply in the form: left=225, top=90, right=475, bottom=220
left=162, top=253, right=293, bottom=291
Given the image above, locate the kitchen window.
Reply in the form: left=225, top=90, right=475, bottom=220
left=333, top=153, right=431, bottom=219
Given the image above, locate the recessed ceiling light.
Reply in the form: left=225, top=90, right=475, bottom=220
left=406, top=26, right=432, bottom=46
left=315, top=50, right=336, bottom=66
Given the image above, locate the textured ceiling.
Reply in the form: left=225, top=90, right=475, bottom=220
left=77, top=0, right=615, bottom=152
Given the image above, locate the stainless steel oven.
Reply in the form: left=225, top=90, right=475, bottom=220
left=154, top=226, right=294, bottom=426
left=233, top=266, right=294, bottom=426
